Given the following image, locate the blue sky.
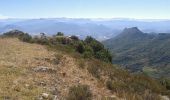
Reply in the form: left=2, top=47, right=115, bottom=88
left=0, top=0, right=170, bottom=19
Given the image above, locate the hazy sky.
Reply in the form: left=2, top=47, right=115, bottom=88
left=0, top=0, right=170, bottom=19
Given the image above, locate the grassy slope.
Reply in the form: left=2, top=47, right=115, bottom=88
left=0, top=38, right=115, bottom=100
left=0, top=37, right=169, bottom=100
left=0, top=38, right=55, bottom=99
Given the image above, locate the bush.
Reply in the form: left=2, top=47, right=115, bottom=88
left=76, top=42, right=85, bottom=54
left=34, top=37, right=49, bottom=45
left=19, top=33, right=32, bottom=42
left=84, top=36, right=112, bottom=62
left=55, top=36, right=72, bottom=45
left=84, top=36, right=94, bottom=44
left=31, top=33, right=49, bottom=45
left=106, top=79, right=163, bottom=99
left=95, top=50, right=112, bottom=63
left=70, top=35, right=79, bottom=41
left=83, top=51, right=93, bottom=58
left=3, top=30, right=33, bottom=43
left=4, top=30, right=112, bottom=63
left=67, top=85, right=92, bottom=100
left=106, top=80, right=127, bottom=92
left=3, top=30, right=25, bottom=37
left=90, top=41, right=104, bottom=53
left=56, top=32, right=64, bottom=36
left=85, top=36, right=104, bottom=52
left=83, top=46, right=94, bottom=58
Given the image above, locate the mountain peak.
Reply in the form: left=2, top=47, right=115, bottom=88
left=122, top=27, right=143, bottom=35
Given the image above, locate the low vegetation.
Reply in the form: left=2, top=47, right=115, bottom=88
left=1, top=30, right=170, bottom=99
left=85, top=59, right=169, bottom=99
left=67, top=85, right=92, bottom=100
left=2, top=30, right=112, bottom=63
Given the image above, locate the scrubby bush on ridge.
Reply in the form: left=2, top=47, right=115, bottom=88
left=2, top=30, right=112, bottom=63
left=19, top=33, right=32, bottom=42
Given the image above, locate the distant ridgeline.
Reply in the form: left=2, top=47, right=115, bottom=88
left=2, top=30, right=112, bottom=63
left=103, top=27, right=170, bottom=78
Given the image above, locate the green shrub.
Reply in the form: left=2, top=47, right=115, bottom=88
left=95, top=49, right=112, bottom=63
left=70, top=35, right=79, bottom=41
left=106, top=80, right=127, bottom=92
left=84, top=36, right=94, bottom=44
left=3, top=30, right=33, bottom=43
left=19, top=33, right=32, bottom=42
left=76, top=42, right=85, bottom=54
left=85, top=36, right=104, bottom=52
left=106, top=79, right=163, bottom=99
left=3, top=30, right=25, bottom=37
left=56, top=32, right=64, bottom=36
left=33, top=37, right=49, bottom=45
left=4, top=30, right=112, bottom=63
left=83, top=51, right=93, bottom=58
left=67, top=85, right=92, bottom=100
left=84, top=36, right=112, bottom=62
left=82, top=45, right=93, bottom=58
left=54, top=36, right=72, bottom=45
left=31, top=33, right=49, bottom=45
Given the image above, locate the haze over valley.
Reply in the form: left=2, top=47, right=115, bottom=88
left=1, top=18, right=170, bottom=40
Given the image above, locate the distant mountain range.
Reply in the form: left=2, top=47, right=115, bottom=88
left=103, top=27, right=170, bottom=78
left=1, top=18, right=170, bottom=40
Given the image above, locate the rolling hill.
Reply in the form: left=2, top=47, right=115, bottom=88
left=103, top=27, right=170, bottom=78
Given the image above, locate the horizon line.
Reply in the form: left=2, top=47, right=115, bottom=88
left=1, top=17, right=170, bottom=21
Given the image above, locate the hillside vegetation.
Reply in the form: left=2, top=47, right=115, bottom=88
left=0, top=30, right=170, bottom=100
left=103, top=27, right=170, bottom=79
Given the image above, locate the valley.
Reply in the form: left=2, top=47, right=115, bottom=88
left=103, top=27, right=170, bottom=79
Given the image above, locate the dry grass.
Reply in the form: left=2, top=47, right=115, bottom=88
left=85, top=59, right=169, bottom=100
left=0, top=38, right=56, bottom=100
left=0, top=38, right=118, bottom=100
left=0, top=38, right=168, bottom=100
